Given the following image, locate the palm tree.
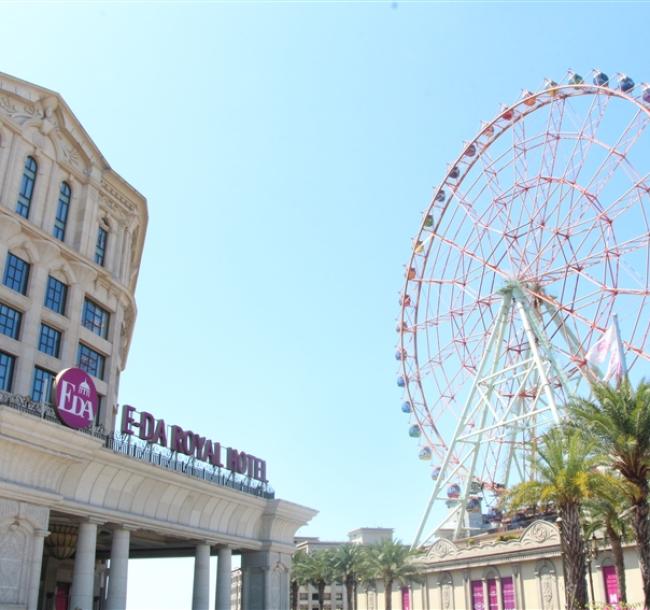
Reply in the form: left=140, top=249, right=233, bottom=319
left=330, top=544, right=365, bottom=610
left=296, top=549, right=336, bottom=610
left=505, top=426, right=601, bottom=610
left=583, top=472, right=632, bottom=605
left=570, top=380, right=650, bottom=608
left=364, top=539, right=421, bottom=610
left=291, top=550, right=311, bottom=610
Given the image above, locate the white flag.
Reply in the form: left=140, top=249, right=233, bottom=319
left=586, top=324, right=624, bottom=384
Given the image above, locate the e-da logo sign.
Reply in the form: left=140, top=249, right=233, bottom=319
left=54, top=368, right=98, bottom=430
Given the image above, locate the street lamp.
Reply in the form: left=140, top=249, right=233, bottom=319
left=586, top=534, right=599, bottom=605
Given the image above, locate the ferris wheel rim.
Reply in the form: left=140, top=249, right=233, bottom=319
left=398, top=76, right=650, bottom=470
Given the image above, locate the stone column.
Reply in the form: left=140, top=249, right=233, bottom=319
left=216, top=546, right=232, bottom=610
left=69, top=521, right=99, bottom=610
left=105, top=527, right=131, bottom=610
left=26, top=528, right=48, bottom=610
left=191, top=542, right=211, bottom=610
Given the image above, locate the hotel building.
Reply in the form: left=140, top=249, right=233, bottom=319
left=0, top=72, right=315, bottom=610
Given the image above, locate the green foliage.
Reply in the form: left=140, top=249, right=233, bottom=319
left=504, top=425, right=601, bottom=512
left=570, top=380, right=650, bottom=497
left=363, top=539, right=423, bottom=586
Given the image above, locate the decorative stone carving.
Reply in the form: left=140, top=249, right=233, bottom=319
left=428, top=537, right=458, bottom=558
left=521, top=520, right=559, bottom=545
left=541, top=572, right=554, bottom=610
left=441, top=582, right=452, bottom=609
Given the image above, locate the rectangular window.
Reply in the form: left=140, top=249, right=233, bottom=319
left=77, top=343, right=105, bottom=380
left=0, top=351, right=15, bottom=391
left=95, top=226, right=107, bottom=266
left=299, top=594, right=308, bottom=601
left=44, top=276, right=68, bottom=315
left=39, top=324, right=62, bottom=358
left=0, top=304, right=21, bottom=339
left=82, top=298, right=110, bottom=339
left=3, top=253, right=30, bottom=295
left=471, top=580, right=484, bottom=610
left=31, top=366, right=54, bottom=402
left=501, top=577, right=515, bottom=610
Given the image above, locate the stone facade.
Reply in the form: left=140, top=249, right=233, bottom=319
left=354, top=521, right=644, bottom=610
left=0, top=72, right=317, bottom=610
left=0, top=71, right=147, bottom=431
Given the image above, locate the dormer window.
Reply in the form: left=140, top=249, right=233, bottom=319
left=16, top=156, right=37, bottom=219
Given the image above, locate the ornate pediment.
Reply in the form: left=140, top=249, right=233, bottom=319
left=0, top=72, right=105, bottom=175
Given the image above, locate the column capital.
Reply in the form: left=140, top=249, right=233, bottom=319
left=34, top=528, right=50, bottom=538
left=84, top=517, right=105, bottom=526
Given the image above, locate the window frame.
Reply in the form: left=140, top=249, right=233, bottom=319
left=77, top=343, right=106, bottom=380
left=16, top=156, right=37, bottom=219
left=53, top=181, right=71, bottom=241
left=38, top=323, right=62, bottom=358
left=0, top=351, right=16, bottom=391
left=95, top=225, right=108, bottom=266
left=31, top=366, right=55, bottom=403
left=82, top=297, right=110, bottom=339
left=0, top=303, right=22, bottom=340
left=44, top=276, right=68, bottom=315
left=3, top=253, right=30, bottom=295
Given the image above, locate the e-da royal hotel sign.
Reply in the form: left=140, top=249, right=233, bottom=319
left=53, top=367, right=267, bottom=483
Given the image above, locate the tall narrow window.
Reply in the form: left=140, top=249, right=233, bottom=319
left=16, top=156, right=37, bottom=218
left=3, top=253, right=30, bottom=295
left=44, top=276, right=68, bottom=315
left=54, top=182, right=71, bottom=241
left=95, top=225, right=108, bottom=266
left=0, top=351, right=15, bottom=391
left=31, top=366, right=54, bottom=402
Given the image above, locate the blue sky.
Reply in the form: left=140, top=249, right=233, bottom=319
left=3, top=1, right=650, bottom=607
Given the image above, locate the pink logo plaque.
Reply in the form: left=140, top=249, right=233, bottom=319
left=53, top=368, right=98, bottom=430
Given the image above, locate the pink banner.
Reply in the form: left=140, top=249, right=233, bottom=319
left=603, top=565, right=619, bottom=604
left=471, top=581, right=484, bottom=610
left=501, top=577, right=515, bottom=610
left=401, top=587, right=410, bottom=610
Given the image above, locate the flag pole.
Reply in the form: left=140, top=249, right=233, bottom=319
left=612, top=313, right=628, bottom=386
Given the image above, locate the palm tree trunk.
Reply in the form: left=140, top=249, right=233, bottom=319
left=605, top=522, right=627, bottom=604
left=384, top=578, right=393, bottom=610
left=560, top=503, right=588, bottom=610
left=632, top=493, right=650, bottom=609
left=318, top=582, right=326, bottom=610
left=291, top=580, right=299, bottom=610
left=345, top=575, right=354, bottom=610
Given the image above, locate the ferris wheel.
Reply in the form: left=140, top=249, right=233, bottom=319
left=397, top=70, right=650, bottom=547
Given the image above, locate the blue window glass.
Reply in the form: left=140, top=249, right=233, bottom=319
left=0, top=304, right=21, bottom=340
left=0, top=351, right=15, bottom=391
left=53, top=182, right=71, bottom=241
left=3, top=253, right=30, bottom=295
left=82, top=298, right=110, bottom=339
left=31, top=366, right=54, bottom=402
left=77, top=343, right=105, bottom=380
left=44, top=276, right=67, bottom=315
left=16, top=156, right=37, bottom=219
left=39, top=324, right=61, bottom=358
left=95, top=226, right=107, bottom=266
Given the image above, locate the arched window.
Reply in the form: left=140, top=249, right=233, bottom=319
left=16, top=156, right=37, bottom=218
left=53, top=181, right=71, bottom=241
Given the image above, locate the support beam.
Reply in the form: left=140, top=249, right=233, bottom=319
left=192, top=542, right=211, bottom=610
left=216, top=546, right=232, bottom=610
left=105, top=527, right=131, bottom=610
left=70, top=521, right=99, bottom=610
